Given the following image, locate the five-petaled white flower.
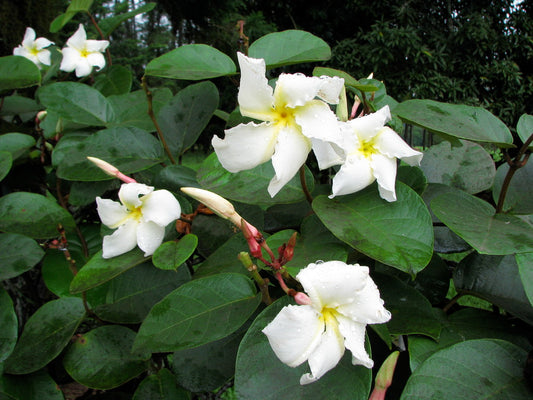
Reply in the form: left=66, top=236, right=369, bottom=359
left=13, top=27, right=54, bottom=68
left=60, top=24, right=109, bottom=77
left=326, top=106, right=423, bottom=201
left=96, top=183, right=181, bottom=258
left=262, top=261, right=391, bottom=385
left=212, top=53, right=344, bottom=197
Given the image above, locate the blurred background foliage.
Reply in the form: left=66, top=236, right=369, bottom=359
left=0, top=0, right=531, bottom=128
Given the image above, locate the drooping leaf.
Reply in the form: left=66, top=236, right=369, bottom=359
left=145, top=44, right=236, bottom=80
left=133, top=273, right=260, bottom=353
left=63, top=325, right=150, bottom=390
left=152, top=235, right=198, bottom=271
left=0, top=192, right=76, bottom=239
left=0, top=233, right=45, bottom=280
left=400, top=339, right=531, bottom=400
left=249, top=30, right=331, bottom=68
left=0, top=288, right=17, bottom=363
left=313, top=182, right=433, bottom=275
left=394, top=100, right=514, bottom=147
left=492, top=160, right=533, bottom=214
left=0, top=56, right=40, bottom=91
left=4, top=297, right=86, bottom=374
left=133, top=369, right=190, bottom=400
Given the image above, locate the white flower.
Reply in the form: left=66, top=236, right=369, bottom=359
left=327, top=106, right=423, bottom=201
left=96, top=183, right=181, bottom=258
left=262, top=261, right=390, bottom=385
left=60, top=24, right=109, bottom=77
left=13, top=27, right=54, bottom=68
left=212, top=52, right=344, bottom=197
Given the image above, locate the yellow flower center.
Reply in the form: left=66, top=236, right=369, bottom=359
left=80, top=48, right=90, bottom=58
left=321, top=307, right=340, bottom=326
left=128, top=206, right=143, bottom=221
left=358, top=139, right=378, bottom=158
left=274, top=106, right=296, bottom=127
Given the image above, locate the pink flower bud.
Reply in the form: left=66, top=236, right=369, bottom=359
left=293, top=292, right=312, bottom=305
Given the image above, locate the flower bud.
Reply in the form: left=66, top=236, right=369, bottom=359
left=293, top=291, right=312, bottom=305
left=181, top=187, right=241, bottom=226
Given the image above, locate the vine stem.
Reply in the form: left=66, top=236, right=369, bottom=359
left=142, top=76, right=176, bottom=164
left=299, top=166, right=313, bottom=204
left=495, top=132, right=533, bottom=213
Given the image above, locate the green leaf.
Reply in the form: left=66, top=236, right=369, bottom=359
left=0, top=151, right=12, bottom=181
left=431, top=189, right=533, bottom=254
left=152, top=235, right=198, bottom=271
left=54, top=126, right=164, bottom=181
left=63, top=325, right=149, bottom=390
left=69, top=179, right=120, bottom=206
left=4, top=297, right=85, bottom=374
left=145, top=44, right=236, bottom=80
left=397, top=165, right=427, bottom=195
left=421, top=140, right=495, bottom=194
left=93, top=262, right=191, bottom=324
left=194, top=234, right=249, bottom=278
left=197, top=152, right=314, bottom=206
left=408, top=308, right=532, bottom=371
left=0, top=133, right=36, bottom=161
left=37, top=82, right=114, bottom=126
left=373, top=272, right=441, bottom=339
left=492, top=160, right=533, bottom=214
left=400, top=339, right=531, bottom=400
left=99, top=2, right=156, bottom=37
left=235, top=297, right=372, bottom=400
left=394, top=100, right=514, bottom=147
left=249, top=30, right=331, bottom=68
left=70, top=248, right=148, bottom=293
left=517, top=113, right=533, bottom=149
left=0, top=288, right=17, bottom=363
left=0, top=96, right=41, bottom=123
left=158, top=81, right=219, bottom=157
left=0, top=233, right=45, bottom=280
left=516, top=253, right=533, bottom=306
left=50, top=0, right=94, bottom=32
left=0, top=192, right=76, bottom=239
left=313, top=183, right=433, bottom=275
left=0, top=56, right=40, bottom=91
left=153, top=164, right=199, bottom=193
left=0, top=371, right=63, bottom=400
left=133, top=273, right=260, bottom=353
left=454, top=253, right=533, bottom=325
left=133, top=369, right=190, bottom=400
left=93, top=65, right=133, bottom=96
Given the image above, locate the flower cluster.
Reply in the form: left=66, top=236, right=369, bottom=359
left=212, top=53, right=423, bottom=201
left=13, top=24, right=109, bottom=77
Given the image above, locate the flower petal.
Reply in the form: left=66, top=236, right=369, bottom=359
left=294, top=100, right=342, bottom=144
left=346, top=106, right=391, bottom=142
left=96, top=197, right=130, bottom=229
left=75, top=60, right=93, bottom=77
left=336, top=316, right=374, bottom=368
left=136, top=220, right=165, bottom=256
left=141, top=190, right=181, bottom=226
left=316, top=76, right=345, bottom=104
left=66, top=24, right=87, bottom=50
left=268, top=126, right=311, bottom=197
left=118, top=183, right=153, bottom=209
left=374, top=127, right=423, bottom=166
left=212, top=122, right=278, bottom=173
left=371, top=153, right=398, bottom=202
left=275, top=74, right=343, bottom=109
left=296, top=261, right=369, bottom=310
left=36, top=50, right=52, bottom=66
left=59, top=48, right=81, bottom=72
left=101, top=219, right=138, bottom=258
left=262, top=305, right=323, bottom=368
left=34, top=37, right=53, bottom=50
left=311, top=139, right=344, bottom=170
left=236, top=52, right=275, bottom=121
left=300, top=317, right=345, bottom=384
left=330, top=155, right=375, bottom=198
left=85, top=39, right=109, bottom=53
left=86, top=52, right=106, bottom=70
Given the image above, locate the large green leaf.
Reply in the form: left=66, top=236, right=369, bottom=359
left=516, top=252, right=533, bottom=306
left=517, top=113, right=533, bottom=149
left=53, top=126, right=164, bottom=181
left=133, top=369, right=190, bottom=400
left=234, top=297, right=372, bottom=400
left=157, top=81, right=218, bottom=157
left=453, top=253, right=533, bottom=325
left=0, top=288, right=17, bottom=363
left=3, top=297, right=85, bottom=374
left=249, top=30, right=331, bottom=68
left=99, top=2, right=156, bottom=37
left=394, top=99, right=513, bottom=147
left=431, top=189, right=533, bottom=254
left=0, top=371, right=63, bottom=400
left=133, top=273, right=260, bottom=353
left=63, top=325, right=149, bottom=390
left=0, top=192, right=76, bottom=239
left=37, top=82, right=114, bottom=126
left=197, top=152, right=314, bottom=206
left=70, top=248, right=148, bottom=293
left=145, top=44, right=236, bottom=80
left=0, top=133, right=36, bottom=161
left=0, top=233, right=44, bottom=280
left=50, top=0, right=94, bottom=32
left=93, top=65, right=132, bottom=96
left=408, top=308, right=532, bottom=371
left=420, top=140, right=495, bottom=194
left=313, top=183, right=433, bottom=275
left=401, top=339, right=531, bottom=400
left=0, top=56, right=40, bottom=91
left=492, top=160, right=533, bottom=214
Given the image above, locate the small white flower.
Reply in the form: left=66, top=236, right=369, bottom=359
left=96, top=183, right=181, bottom=258
left=212, top=53, right=344, bottom=197
left=60, top=24, right=109, bottom=77
left=13, top=27, right=54, bottom=68
left=262, top=261, right=391, bottom=385
left=327, top=106, right=423, bottom=201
